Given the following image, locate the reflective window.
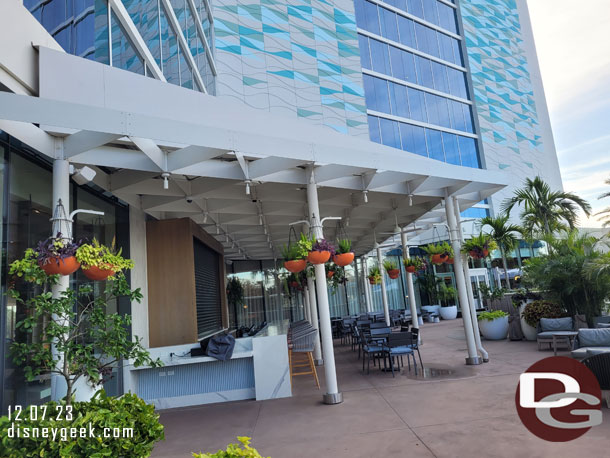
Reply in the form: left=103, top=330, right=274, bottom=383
left=364, top=0, right=381, bottom=35
left=368, top=115, right=382, bottom=142
left=422, top=0, right=438, bottom=25
left=359, top=35, right=372, bottom=69
left=111, top=10, right=144, bottom=75
left=447, top=67, right=468, bottom=98
left=458, top=136, right=480, bottom=168
left=442, top=132, right=460, bottom=165
left=415, top=55, right=433, bottom=87
left=437, top=2, right=458, bottom=33
left=379, top=8, right=399, bottom=42
left=370, top=38, right=391, bottom=74
left=407, top=0, right=424, bottom=19
left=425, top=129, right=444, bottom=161
left=431, top=61, right=449, bottom=94
left=380, top=118, right=402, bottom=149
left=407, top=87, right=427, bottom=122
left=389, top=83, right=410, bottom=118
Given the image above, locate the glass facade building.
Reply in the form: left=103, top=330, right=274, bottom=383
left=25, top=0, right=216, bottom=93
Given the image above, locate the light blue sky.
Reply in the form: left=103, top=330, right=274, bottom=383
left=527, top=0, right=610, bottom=227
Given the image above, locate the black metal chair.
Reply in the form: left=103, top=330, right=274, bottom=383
left=382, top=332, right=417, bottom=377
left=361, top=330, right=384, bottom=374
left=409, top=327, right=424, bottom=370
left=581, top=352, right=610, bottom=408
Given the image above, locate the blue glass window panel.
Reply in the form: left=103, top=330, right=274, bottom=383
left=461, top=207, right=489, bottom=218
left=436, top=96, right=451, bottom=128
left=140, top=0, right=161, bottom=68
left=463, top=105, right=474, bottom=132
left=94, top=0, right=110, bottom=65
left=380, top=118, right=402, bottom=149
left=407, top=88, right=427, bottom=122
left=452, top=38, right=462, bottom=65
left=447, top=67, right=467, bottom=98
left=425, top=129, right=444, bottom=161
left=449, top=100, right=466, bottom=131
left=53, top=27, right=71, bottom=53
left=386, top=0, right=407, bottom=11
left=355, top=0, right=367, bottom=28
left=414, top=23, right=429, bottom=55
left=160, top=5, right=180, bottom=84
left=373, top=77, right=391, bottom=113
left=422, top=0, right=438, bottom=25
left=389, top=47, right=405, bottom=80
left=457, top=136, right=480, bottom=168
left=41, top=0, right=67, bottom=33
left=363, top=1, right=380, bottom=35
left=415, top=55, right=433, bottom=87
left=370, top=38, right=391, bottom=74
left=359, top=35, right=372, bottom=69
left=74, top=0, right=90, bottom=16
left=400, top=123, right=417, bottom=154
left=437, top=3, right=457, bottom=33
left=407, top=0, right=424, bottom=19
left=379, top=8, right=399, bottom=42
left=431, top=61, right=449, bottom=93
left=424, top=93, right=441, bottom=126
left=368, top=115, right=381, bottom=143
left=397, top=16, right=416, bottom=48
left=438, top=33, right=454, bottom=63
left=389, top=82, right=409, bottom=118
left=411, top=124, right=428, bottom=156
left=74, top=13, right=95, bottom=57
left=180, top=54, right=193, bottom=89
left=402, top=50, right=417, bottom=82
left=363, top=74, right=378, bottom=111
left=442, top=132, right=460, bottom=165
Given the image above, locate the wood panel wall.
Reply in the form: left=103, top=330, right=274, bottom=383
left=146, top=218, right=226, bottom=348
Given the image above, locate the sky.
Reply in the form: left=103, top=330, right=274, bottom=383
left=526, top=0, right=610, bottom=228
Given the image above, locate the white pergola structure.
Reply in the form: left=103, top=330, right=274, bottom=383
left=0, top=4, right=507, bottom=404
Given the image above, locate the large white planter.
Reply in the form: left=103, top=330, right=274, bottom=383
left=479, top=316, right=509, bottom=340
left=519, top=303, right=537, bottom=341
left=439, top=305, right=458, bottom=320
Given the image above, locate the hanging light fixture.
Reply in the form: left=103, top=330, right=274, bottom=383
left=161, top=172, right=170, bottom=190
left=363, top=190, right=368, bottom=203
left=203, top=211, right=208, bottom=223
left=245, top=179, right=252, bottom=195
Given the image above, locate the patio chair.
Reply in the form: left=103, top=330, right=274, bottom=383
left=361, top=330, right=384, bottom=374
left=581, top=353, right=610, bottom=408
left=408, top=327, right=424, bottom=370
left=289, top=328, right=320, bottom=389
left=571, top=328, right=610, bottom=360
left=370, top=322, right=389, bottom=329
left=382, top=332, right=416, bottom=377
left=536, top=317, right=574, bottom=351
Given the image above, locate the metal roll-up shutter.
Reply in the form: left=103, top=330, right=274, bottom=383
left=193, top=238, right=222, bottom=337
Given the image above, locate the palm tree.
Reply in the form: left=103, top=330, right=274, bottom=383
left=481, top=215, right=521, bottom=289
left=595, top=177, right=610, bottom=227
left=502, top=176, right=592, bottom=235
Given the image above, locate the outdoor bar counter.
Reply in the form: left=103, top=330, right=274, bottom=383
left=124, top=321, right=292, bottom=409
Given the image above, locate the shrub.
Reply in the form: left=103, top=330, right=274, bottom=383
left=478, top=310, right=508, bottom=321
left=36, top=234, right=80, bottom=265
left=462, top=233, right=497, bottom=258
left=0, top=390, right=164, bottom=458
left=521, top=300, right=565, bottom=327
left=336, top=239, right=352, bottom=254
left=76, top=238, right=134, bottom=274
left=193, top=437, right=268, bottom=458
left=383, top=260, right=398, bottom=272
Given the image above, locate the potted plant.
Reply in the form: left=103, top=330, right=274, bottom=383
left=36, top=234, right=81, bottom=276
left=76, top=238, right=134, bottom=281
left=327, top=266, right=347, bottom=291
left=416, top=271, right=441, bottom=316
left=521, top=300, right=565, bottom=331
left=307, top=238, right=335, bottom=265
left=512, top=290, right=542, bottom=340
left=438, top=282, right=458, bottom=320
left=368, top=265, right=381, bottom=285
left=403, top=256, right=425, bottom=273
left=462, top=233, right=497, bottom=259
left=477, top=310, right=509, bottom=340
left=423, top=242, right=453, bottom=265
left=333, top=238, right=354, bottom=266
left=383, top=259, right=400, bottom=279
left=281, top=241, right=307, bottom=273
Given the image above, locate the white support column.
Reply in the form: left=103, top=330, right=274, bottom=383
left=376, top=245, right=391, bottom=326
left=401, top=230, right=419, bottom=329
left=303, top=285, right=311, bottom=323
left=362, top=257, right=372, bottom=313
left=453, top=198, right=489, bottom=362
left=444, top=192, right=481, bottom=365
left=306, top=276, right=322, bottom=365
left=307, top=166, right=342, bottom=404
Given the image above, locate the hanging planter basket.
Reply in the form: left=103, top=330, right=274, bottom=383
left=327, top=270, right=335, bottom=279
left=39, top=257, right=80, bottom=276
left=284, top=259, right=306, bottom=273
left=430, top=254, right=444, bottom=265
left=388, top=269, right=400, bottom=279
left=83, top=264, right=116, bottom=281
left=368, top=276, right=379, bottom=285
left=445, top=257, right=454, bottom=265
left=308, top=250, right=331, bottom=265
left=468, top=249, right=489, bottom=260
left=333, top=252, right=354, bottom=267
left=405, top=265, right=416, bottom=274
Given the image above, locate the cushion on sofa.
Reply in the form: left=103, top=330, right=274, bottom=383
left=577, top=328, right=610, bottom=347
left=597, top=323, right=610, bottom=329
left=540, top=317, right=573, bottom=332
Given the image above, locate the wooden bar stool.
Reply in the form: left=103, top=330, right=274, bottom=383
left=289, top=328, right=320, bottom=389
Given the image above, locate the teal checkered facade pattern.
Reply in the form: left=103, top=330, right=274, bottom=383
left=460, top=0, right=544, bottom=177
left=213, top=0, right=369, bottom=137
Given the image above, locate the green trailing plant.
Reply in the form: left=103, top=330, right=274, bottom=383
left=502, top=176, right=592, bottom=235
left=8, top=252, right=161, bottom=405
left=326, top=264, right=346, bottom=291
left=383, top=259, right=398, bottom=272
left=422, top=242, right=453, bottom=257
left=336, top=238, right=352, bottom=254
left=281, top=234, right=313, bottom=261
left=75, top=238, right=134, bottom=273
left=193, top=436, right=268, bottom=458
left=521, top=300, right=565, bottom=328
left=403, top=256, right=425, bottom=271
left=437, top=282, right=457, bottom=307
left=523, top=231, right=610, bottom=325
left=477, top=310, right=509, bottom=321
left=0, top=389, right=164, bottom=457
left=297, top=233, right=314, bottom=255
left=462, top=233, right=497, bottom=258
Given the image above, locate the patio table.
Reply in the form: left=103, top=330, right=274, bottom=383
left=551, top=331, right=578, bottom=356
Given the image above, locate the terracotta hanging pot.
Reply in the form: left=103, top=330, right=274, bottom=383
left=333, top=252, right=354, bottom=267
left=388, top=269, right=400, bottom=279
left=284, top=259, right=306, bottom=273
left=327, top=271, right=335, bottom=278
left=83, top=264, right=115, bottom=281
left=368, top=277, right=377, bottom=285
left=430, top=254, right=443, bottom=265
left=307, top=250, right=331, bottom=265
left=405, top=265, right=416, bottom=274
left=483, top=249, right=490, bottom=257
left=40, top=256, right=80, bottom=276
left=445, top=257, right=454, bottom=265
